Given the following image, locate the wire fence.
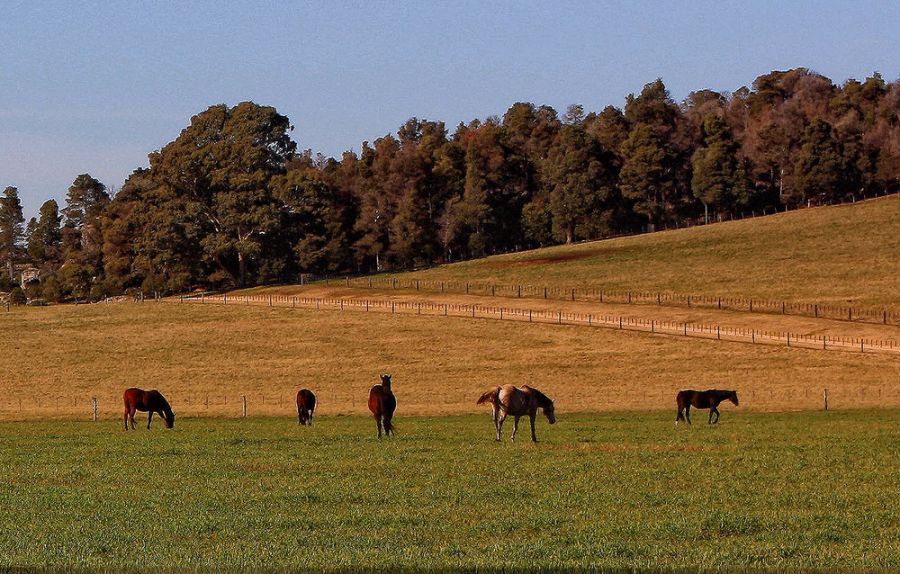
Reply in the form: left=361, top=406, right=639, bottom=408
left=178, top=293, right=900, bottom=356
left=2, top=384, right=897, bottom=421
left=334, top=276, right=900, bottom=327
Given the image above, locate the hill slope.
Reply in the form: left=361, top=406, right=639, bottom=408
left=392, top=195, right=900, bottom=307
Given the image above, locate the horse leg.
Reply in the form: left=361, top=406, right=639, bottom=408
left=685, top=405, right=691, bottom=425
left=147, top=411, right=154, bottom=429
left=710, top=407, right=720, bottom=424
left=376, top=417, right=383, bottom=439
left=496, top=412, right=506, bottom=442
left=123, top=408, right=128, bottom=431
left=129, top=407, right=137, bottom=430
left=298, top=408, right=303, bottom=425
left=530, top=413, right=538, bottom=442
left=511, top=416, right=520, bottom=441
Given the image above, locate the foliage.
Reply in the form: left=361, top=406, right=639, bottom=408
left=7, top=69, right=900, bottom=295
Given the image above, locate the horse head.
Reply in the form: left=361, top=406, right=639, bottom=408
left=380, top=374, right=392, bottom=390
left=544, top=401, right=557, bottom=424
left=163, top=410, right=176, bottom=428
left=729, top=391, right=739, bottom=406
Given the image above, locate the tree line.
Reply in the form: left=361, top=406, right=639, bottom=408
left=2, top=68, right=898, bottom=302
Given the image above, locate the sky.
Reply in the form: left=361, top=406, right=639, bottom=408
left=2, top=0, right=898, bottom=219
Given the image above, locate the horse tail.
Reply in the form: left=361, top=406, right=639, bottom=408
left=476, top=387, right=499, bottom=405
left=383, top=419, right=395, bottom=434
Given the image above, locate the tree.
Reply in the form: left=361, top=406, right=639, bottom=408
left=60, top=175, right=110, bottom=299
left=792, top=120, right=850, bottom=203
left=691, top=116, right=751, bottom=221
left=0, top=186, right=25, bottom=280
left=148, top=102, right=296, bottom=287
left=543, top=125, right=616, bottom=243
left=26, top=199, right=61, bottom=266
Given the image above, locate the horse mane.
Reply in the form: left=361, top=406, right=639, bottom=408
left=526, top=386, right=554, bottom=410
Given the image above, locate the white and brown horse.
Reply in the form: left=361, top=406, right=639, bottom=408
left=476, top=384, right=556, bottom=442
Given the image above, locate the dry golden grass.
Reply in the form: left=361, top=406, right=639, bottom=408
left=232, top=285, right=900, bottom=345
left=381, top=194, right=900, bottom=307
left=2, top=302, right=898, bottom=421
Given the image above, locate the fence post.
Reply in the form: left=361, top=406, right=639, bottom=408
left=543, top=287, right=547, bottom=299
left=787, top=332, right=790, bottom=347
left=814, top=304, right=818, bottom=318
left=466, top=283, right=469, bottom=294
left=558, top=311, right=562, bottom=325
left=716, top=326, right=720, bottom=340
left=717, top=297, right=721, bottom=310
left=782, top=301, right=785, bottom=314
left=848, top=307, right=852, bottom=321
left=651, top=320, right=655, bottom=333
left=529, top=310, right=532, bottom=322
left=242, top=395, right=247, bottom=418
left=823, top=388, right=828, bottom=411
left=600, top=290, right=603, bottom=303
left=346, top=277, right=350, bottom=287
left=687, top=295, right=690, bottom=307
left=588, top=314, right=592, bottom=326
left=823, top=335, right=826, bottom=350
left=619, top=317, right=623, bottom=329
left=492, top=285, right=495, bottom=296
left=571, top=289, right=575, bottom=301
left=751, top=330, right=755, bottom=343
left=749, top=299, right=753, bottom=312
left=884, top=311, right=887, bottom=325
left=392, top=302, right=395, bottom=314
left=628, top=292, right=632, bottom=304
left=517, top=285, right=521, bottom=298
left=444, top=304, right=448, bottom=316
left=91, top=397, right=98, bottom=422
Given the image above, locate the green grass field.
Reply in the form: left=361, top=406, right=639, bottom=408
left=1, top=411, right=898, bottom=569
left=387, top=195, right=900, bottom=308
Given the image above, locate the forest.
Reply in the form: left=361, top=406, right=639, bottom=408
left=1, top=67, right=898, bottom=302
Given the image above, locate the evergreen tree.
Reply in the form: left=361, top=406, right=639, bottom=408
left=27, top=199, right=62, bottom=266
left=0, top=186, right=25, bottom=281
left=691, top=116, right=751, bottom=221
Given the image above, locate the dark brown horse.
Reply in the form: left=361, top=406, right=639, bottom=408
left=476, top=384, right=556, bottom=442
left=123, top=388, right=175, bottom=430
left=676, top=389, right=739, bottom=425
left=368, top=374, right=396, bottom=438
left=296, top=389, right=317, bottom=425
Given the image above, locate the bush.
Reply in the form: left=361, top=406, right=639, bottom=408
left=8, top=287, right=27, bottom=306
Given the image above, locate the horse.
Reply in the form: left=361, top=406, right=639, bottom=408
left=296, top=389, right=317, bottom=425
left=368, top=374, right=396, bottom=438
left=123, top=388, right=175, bottom=430
left=476, top=384, right=556, bottom=442
left=675, top=389, right=739, bottom=425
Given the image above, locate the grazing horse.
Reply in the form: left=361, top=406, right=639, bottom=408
left=368, top=374, right=396, bottom=438
left=296, top=389, right=317, bottom=425
left=476, top=384, right=556, bottom=442
left=123, top=388, right=175, bottom=430
left=675, top=389, right=739, bottom=425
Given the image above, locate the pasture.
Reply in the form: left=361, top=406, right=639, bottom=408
left=373, top=195, right=900, bottom=308
left=2, top=303, right=899, bottom=420
left=1, top=411, right=898, bottom=569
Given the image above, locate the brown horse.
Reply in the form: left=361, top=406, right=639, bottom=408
left=296, top=389, right=317, bottom=425
left=368, top=374, right=396, bottom=438
left=676, top=389, right=739, bottom=425
left=123, top=388, right=175, bottom=430
left=476, top=384, right=556, bottom=442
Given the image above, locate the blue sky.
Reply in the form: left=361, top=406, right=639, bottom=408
left=2, top=0, right=898, bottom=218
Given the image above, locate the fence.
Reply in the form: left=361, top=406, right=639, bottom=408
left=2, top=384, right=897, bottom=421
left=178, top=293, right=900, bottom=356
left=327, top=277, right=900, bottom=327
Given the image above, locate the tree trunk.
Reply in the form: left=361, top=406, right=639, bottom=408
left=237, top=252, right=246, bottom=287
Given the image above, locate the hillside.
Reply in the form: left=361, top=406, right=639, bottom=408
left=387, top=195, right=900, bottom=308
